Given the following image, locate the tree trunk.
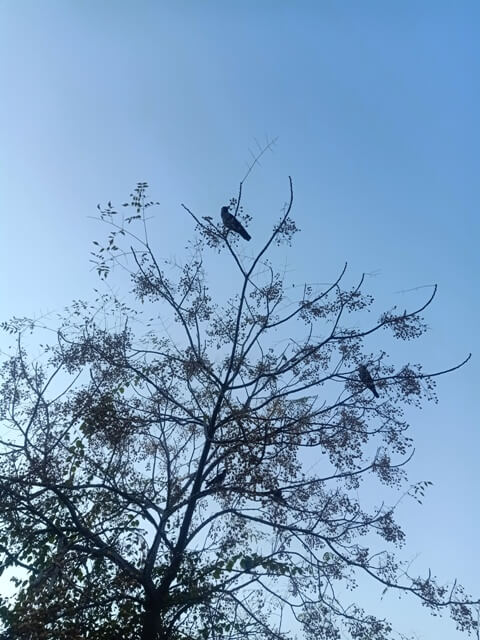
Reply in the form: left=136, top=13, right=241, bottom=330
left=140, top=603, right=162, bottom=640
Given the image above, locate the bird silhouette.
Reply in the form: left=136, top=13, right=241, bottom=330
left=206, top=468, right=227, bottom=488
left=221, top=206, right=251, bottom=241
left=358, top=364, right=379, bottom=398
left=271, top=488, right=287, bottom=506
left=241, top=556, right=256, bottom=571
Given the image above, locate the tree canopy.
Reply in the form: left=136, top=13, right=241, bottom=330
left=0, top=162, right=476, bottom=640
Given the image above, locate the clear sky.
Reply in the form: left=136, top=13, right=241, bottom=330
left=0, top=2, right=478, bottom=638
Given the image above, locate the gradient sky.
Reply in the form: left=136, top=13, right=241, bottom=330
left=0, top=2, right=478, bottom=638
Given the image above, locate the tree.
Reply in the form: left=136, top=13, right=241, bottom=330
left=0, top=156, right=476, bottom=640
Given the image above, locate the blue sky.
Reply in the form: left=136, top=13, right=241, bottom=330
left=0, top=2, right=478, bottom=637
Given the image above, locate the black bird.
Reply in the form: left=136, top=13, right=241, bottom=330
left=241, top=556, right=256, bottom=572
left=271, top=488, right=287, bottom=506
left=358, top=364, right=379, bottom=398
left=206, top=468, right=227, bottom=488
left=221, top=206, right=251, bottom=241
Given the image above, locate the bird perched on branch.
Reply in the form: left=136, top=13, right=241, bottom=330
left=206, top=468, right=227, bottom=488
left=221, top=206, right=251, bottom=241
left=358, top=364, right=379, bottom=398
left=271, top=488, right=287, bottom=506
left=241, top=556, right=256, bottom=572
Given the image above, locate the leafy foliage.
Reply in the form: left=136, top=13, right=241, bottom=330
left=0, top=165, right=475, bottom=640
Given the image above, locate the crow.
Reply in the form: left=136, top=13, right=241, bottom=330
left=358, top=364, right=379, bottom=398
left=221, top=206, right=251, bottom=241
left=241, top=556, right=256, bottom=571
left=271, top=488, right=287, bottom=506
left=206, top=468, right=227, bottom=488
